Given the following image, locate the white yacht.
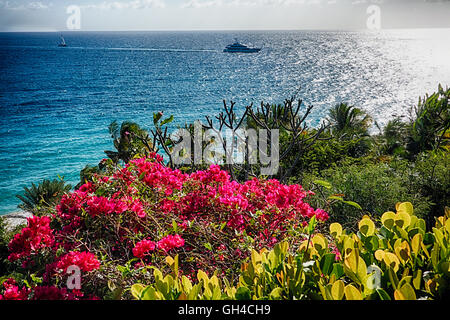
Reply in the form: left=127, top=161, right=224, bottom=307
left=223, top=40, right=261, bottom=53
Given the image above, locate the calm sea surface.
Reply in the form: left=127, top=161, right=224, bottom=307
left=0, top=29, right=449, bottom=214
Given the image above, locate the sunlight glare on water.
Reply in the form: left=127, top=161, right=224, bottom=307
left=0, top=29, right=449, bottom=214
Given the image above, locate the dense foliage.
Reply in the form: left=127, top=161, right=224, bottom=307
left=3, top=85, right=449, bottom=300
left=16, top=179, right=72, bottom=216
left=1, top=155, right=327, bottom=300
left=131, top=202, right=449, bottom=300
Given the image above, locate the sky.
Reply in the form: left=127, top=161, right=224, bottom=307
left=0, top=0, right=449, bottom=31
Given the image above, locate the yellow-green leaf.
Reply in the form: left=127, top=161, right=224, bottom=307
left=394, top=283, right=416, bottom=300
left=141, top=286, right=159, bottom=300
left=412, top=270, right=422, bottom=290
left=130, top=284, right=145, bottom=300
left=312, top=234, right=328, bottom=253
left=344, top=250, right=359, bottom=274
left=374, top=250, right=385, bottom=261
left=344, top=284, right=363, bottom=300
left=411, top=233, right=423, bottom=255
left=197, top=270, right=209, bottom=285
left=181, top=275, right=193, bottom=292
left=381, top=211, right=396, bottom=229
left=395, top=211, right=411, bottom=229
left=269, top=287, right=284, bottom=300
left=444, top=218, right=450, bottom=233
left=383, top=252, right=400, bottom=273
left=330, top=223, right=343, bottom=238
left=397, top=202, right=414, bottom=216
left=359, top=218, right=375, bottom=237
left=439, top=261, right=450, bottom=276
left=331, top=280, right=345, bottom=300
left=356, top=256, right=368, bottom=283
left=395, top=241, right=411, bottom=263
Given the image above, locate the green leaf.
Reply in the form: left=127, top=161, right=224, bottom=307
left=342, top=200, right=362, bottom=210
left=363, top=235, right=379, bottom=252
left=172, top=220, right=178, bottom=233
left=376, top=288, right=391, bottom=300
left=328, top=195, right=344, bottom=201
left=160, top=115, right=174, bottom=126
left=331, top=263, right=345, bottom=279
left=320, top=253, right=336, bottom=276
left=314, top=179, right=332, bottom=189
left=269, top=288, right=284, bottom=300
left=235, top=287, right=252, bottom=300
left=307, top=215, right=317, bottom=235
left=153, top=111, right=163, bottom=124
left=131, top=284, right=145, bottom=299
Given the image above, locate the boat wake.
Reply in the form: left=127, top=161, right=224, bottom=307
left=1, top=45, right=219, bottom=53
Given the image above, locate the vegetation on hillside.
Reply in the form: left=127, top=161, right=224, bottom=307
left=1, top=85, right=448, bottom=300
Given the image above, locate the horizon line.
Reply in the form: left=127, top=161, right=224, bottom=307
left=2, top=26, right=450, bottom=33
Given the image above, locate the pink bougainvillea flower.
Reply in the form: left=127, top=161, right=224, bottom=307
left=8, top=216, right=54, bottom=262
left=56, top=251, right=100, bottom=273
left=0, top=279, right=30, bottom=300
left=132, top=239, right=156, bottom=258
left=157, top=234, right=185, bottom=252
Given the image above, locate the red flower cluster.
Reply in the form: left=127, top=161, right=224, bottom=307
left=6, top=156, right=329, bottom=299
left=157, top=234, right=185, bottom=252
left=131, top=158, right=186, bottom=196
left=56, top=251, right=101, bottom=273
left=86, top=196, right=128, bottom=217
left=132, top=239, right=156, bottom=258
left=0, top=279, right=30, bottom=300
left=8, top=216, right=54, bottom=262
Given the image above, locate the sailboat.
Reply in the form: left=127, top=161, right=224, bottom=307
left=58, top=35, right=67, bottom=47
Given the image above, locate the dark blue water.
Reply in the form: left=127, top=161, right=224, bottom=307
left=1, top=29, right=449, bottom=214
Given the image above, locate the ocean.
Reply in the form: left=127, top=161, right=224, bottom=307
left=0, top=29, right=449, bottom=215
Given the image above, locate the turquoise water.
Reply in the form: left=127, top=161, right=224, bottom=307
left=0, top=29, right=449, bottom=215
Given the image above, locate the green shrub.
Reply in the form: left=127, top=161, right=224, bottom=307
left=408, top=151, right=450, bottom=227
left=15, top=178, right=72, bottom=216
left=0, top=217, right=24, bottom=275
left=407, top=85, right=449, bottom=157
left=302, top=161, right=432, bottom=230
left=105, top=120, right=153, bottom=164
left=0, top=217, right=8, bottom=275
left=288, top=134, right=371, bottom=177
left=327, top=103, right=372, bottom=139
left=376, top=118, right=409, bottom=157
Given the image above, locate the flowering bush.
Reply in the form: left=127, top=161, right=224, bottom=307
left=0, top=278, right=30, bottom=300
left=2, top=155, right=327, bottom=299
left=7, top=216, right=54, bottom=263
left=132, top=203, right=450, bottom=301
